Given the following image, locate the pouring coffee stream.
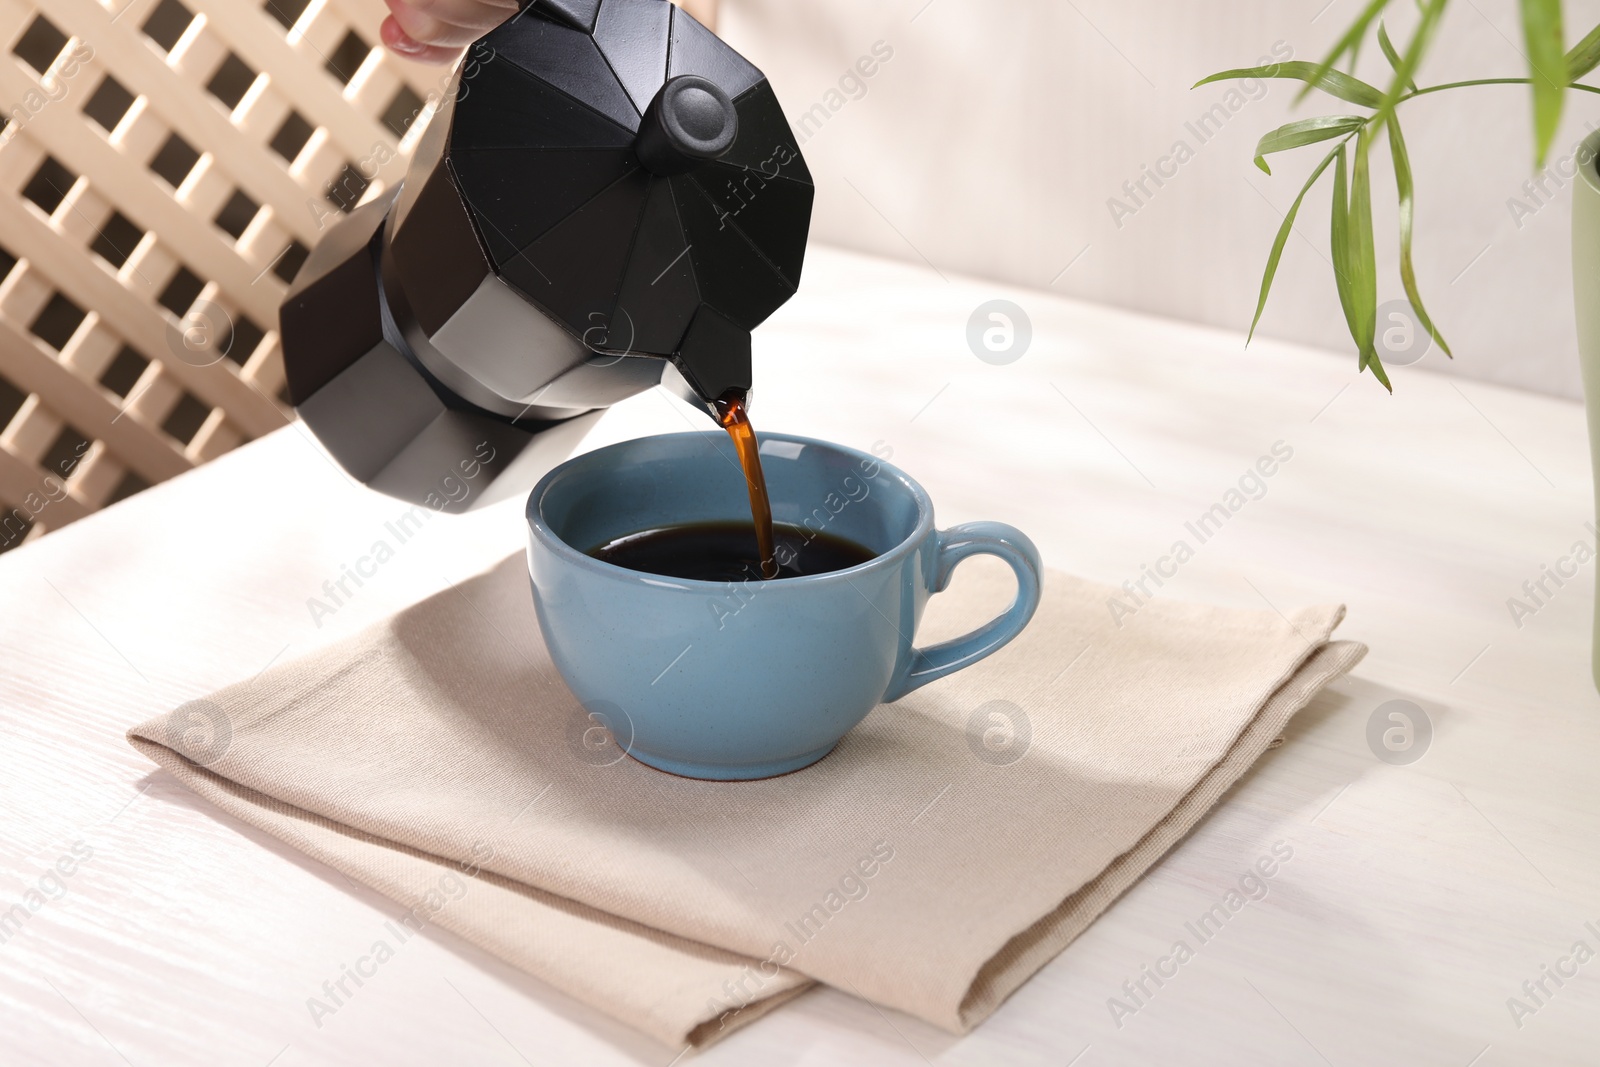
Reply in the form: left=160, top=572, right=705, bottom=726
left=715, top=393, right=777, bottom=579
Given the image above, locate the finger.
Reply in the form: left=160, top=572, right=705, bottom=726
left=403, top=0, right=521, bottom=30
left=382, top=0, right=487, bottom=48
left=379, top=15, right=463, bottom=64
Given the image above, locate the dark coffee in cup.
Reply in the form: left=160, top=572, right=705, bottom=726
left=589, top=522, right=874, bottom=582
left=593, top=391, right=871, bottom=582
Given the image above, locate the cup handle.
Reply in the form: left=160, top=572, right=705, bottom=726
left=882, top=521, right=1043, bottom=702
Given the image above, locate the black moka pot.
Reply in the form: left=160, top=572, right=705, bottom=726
left=278, top=0, right=813, bottom=511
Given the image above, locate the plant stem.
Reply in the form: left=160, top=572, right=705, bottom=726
left=1398, top=77, right=1600, bottom=101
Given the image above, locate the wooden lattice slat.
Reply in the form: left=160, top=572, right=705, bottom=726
left=0, top=0, right=432, bottom=552
left=0, top=0, right=716, bottom=555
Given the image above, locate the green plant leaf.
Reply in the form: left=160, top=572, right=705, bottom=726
left=1195, top=62, right=1385, bottom=108
left=1377, top=20, right=1417, bottom=89
left=1350, top=130, right=1379, bottom=377
left=1253, top=116, right=1366, bottom=174
left=1330, top=136, right=1387, bottom=389
left=1521, top=0, right=1567, bottom=166
left=1566, top=22, right=1600, bottom=79
left=1297, top=0, right=1392, bottom=103
left=1330, top=143, right=1355, bottom=346
left=1366, top=350, right=1394, bottom=389
left=1388, top=116, right=1452, bottom=356
left=1247, top=141, right=1348, bottom=343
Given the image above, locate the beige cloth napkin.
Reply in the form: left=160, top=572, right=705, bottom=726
left=130, top=553, right=1363, bottom=1049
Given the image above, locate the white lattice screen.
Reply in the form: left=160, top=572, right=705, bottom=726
left=0, top=0, right=716, bottom=555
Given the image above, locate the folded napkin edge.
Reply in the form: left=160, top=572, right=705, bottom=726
left=124, top=732, right=813, bottom=1051
left=948, top=638, right=1367, bottom=1034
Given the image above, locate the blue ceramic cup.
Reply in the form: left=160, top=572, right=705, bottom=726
left=525, top=432, right=1042, bottom=780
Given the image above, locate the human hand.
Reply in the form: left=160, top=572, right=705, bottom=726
left=380, top=0, right=521, bottom=65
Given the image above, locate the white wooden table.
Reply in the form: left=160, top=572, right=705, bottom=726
left=3, top=245, right=1596, bottom=1066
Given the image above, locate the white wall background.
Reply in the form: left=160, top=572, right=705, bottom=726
left=721, top=0, right=1600, bottom=400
